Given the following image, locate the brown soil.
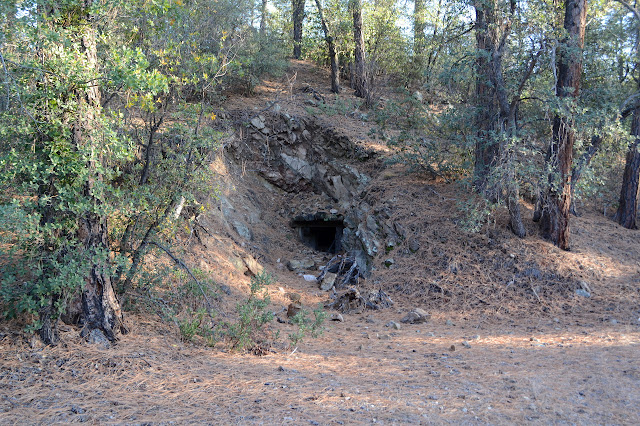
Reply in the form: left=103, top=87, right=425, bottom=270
left=1, top=60, right=639, bottom=424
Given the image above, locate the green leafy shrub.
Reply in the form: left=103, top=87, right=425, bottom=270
left=224, top=271, right=275, bottom=351
left=288, top=305, right=327, bottom=347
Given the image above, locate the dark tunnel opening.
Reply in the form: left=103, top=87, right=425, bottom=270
left=291, top=215, right=344, bottom=253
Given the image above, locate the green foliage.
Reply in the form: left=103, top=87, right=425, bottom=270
left=374, top=91, right=469, bottom=179
left=224, top=34, right=289, bottom=95
left=288, top=305, right=327, bottom=347
left=224, top=271, right=275, bottom=351
left=305, top=96, right=363, bottom=117
left=455, top=196, right=498, bottom=234
left=179, top=308, right=208, bottom=341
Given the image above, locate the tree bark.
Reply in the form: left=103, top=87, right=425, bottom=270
left=538, top=0, right=587, bottom=250
left=472, top=0, right=500, bottom=190
left=260, top=0, right=268, bottom=35
left=292, top=0, right=305, bottom=59
left=413, top=0, right=427, bottom=71
left=350, top=0, right=369, bottom=102
left=615, top=107, right=640, bottom=229
left=38, top=0, right=125, bottom=344
left=472, top=0, right=526, bottom=237
left=314, top=0, right=340, bottom=93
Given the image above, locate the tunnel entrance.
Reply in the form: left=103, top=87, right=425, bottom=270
left=291, top=212, right=344, bottom=253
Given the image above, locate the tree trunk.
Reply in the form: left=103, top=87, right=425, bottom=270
left=615, top=107, right=640, bottom=229
left=472, top=0, right=500, bottom=190
left=314, top=0, right=340, bottom=93
left=538, top=0, right=587, bottom=250
left=38, top=1, right=125, bottom=344
left=292, top=0, right=305, bottom=59
left=260, top=0, right=268, bottom=35
left=350, top=0, right=369, bottom=102
left=471, top=0, right=526, bottom=237
left=413, top=0, right=426, bottom=72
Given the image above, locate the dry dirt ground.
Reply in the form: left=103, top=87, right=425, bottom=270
left=1, top=61, right=640, bottom=425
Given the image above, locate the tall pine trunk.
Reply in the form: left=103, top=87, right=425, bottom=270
left=538, top=0, right=587, bottom=250
left=314, top=0, right=340, bottom=93
left=473, top=0, right=500, bottom=190
left=472, top=0, right=526, bottom=237
left=351, top=0, right=369, bottom=102
left=292, top=0, right=305, bottom=59
left=615, top=107, right=640, bottom=229
left=260, top=0, right=268, bottom=35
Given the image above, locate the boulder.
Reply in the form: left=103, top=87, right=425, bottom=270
left=242, top=255, right=263, bottom=277
left=287, top=259, right=315, bottom=271
left=401, top=308, right=430, bottom=324
left=287, top=302, right=302, bottom=318
left=319, top=272, right=337, bottom=291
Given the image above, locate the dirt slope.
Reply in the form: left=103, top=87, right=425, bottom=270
left=1, top=60, right=639, bottom=424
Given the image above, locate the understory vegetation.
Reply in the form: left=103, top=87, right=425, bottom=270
left=0, top=0, right=639, bottom=348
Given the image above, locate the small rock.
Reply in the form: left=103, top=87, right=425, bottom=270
left=319, top=272, right=337, bottom=291
left=250, top=116, right=265, bottom=130
left=578, top=280, right=592, bottom=293
left=287, top=303, right=302, bottom=318
left=287, top=259, right=315, bottom=271
left=384, top=258, right=395, bottom=268
left=446, top=319, right=454, bottom=326
left=575, top=289, right=591, bottom=298
left=86, top=329, right=111, bottom=349
left=461, top=341, right=471, bottom=349
left=377, top=333, right=391, bottom=340
left=331, top=313, right=344, bottom=322
left=610, top=318, right=618, bottom=325
left=303, top=274, right=317, bottom=282
left=385, top=321, right=401, bottom=330
left=401, top=308, right=430, bottom=324
left=330, top=209, right=339, bottom=214
left=286, top=293, right=301, bottom=303
left=408, top=239, right=421, bottom=253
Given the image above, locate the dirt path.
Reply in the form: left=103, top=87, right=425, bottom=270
left=2, top=314, right=639, bottom=424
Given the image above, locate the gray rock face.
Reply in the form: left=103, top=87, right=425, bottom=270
left=233, top=221, right=253, bottom=240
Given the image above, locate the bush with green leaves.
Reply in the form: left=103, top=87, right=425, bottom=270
left=288, top=305, right=327, bottom=347
left=373, top=91, right=470, bottom=180
left=224, top=271, right=276, bottom=351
